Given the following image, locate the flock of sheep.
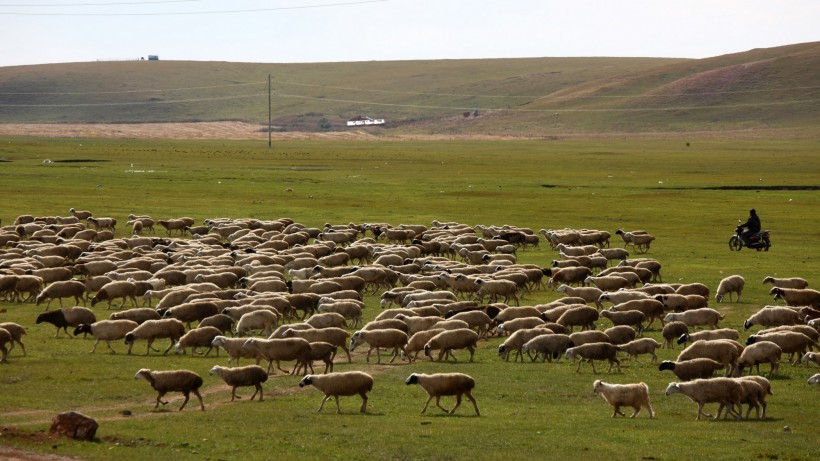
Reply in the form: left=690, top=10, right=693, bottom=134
left=1, top=211, right=819, bottom=420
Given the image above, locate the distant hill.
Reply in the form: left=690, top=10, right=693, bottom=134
left=0, top=42, right=817, bottom=136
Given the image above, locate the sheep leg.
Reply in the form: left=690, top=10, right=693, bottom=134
left=465, top=391, right=480, bottom=416
left=251, top=384, right=263, bottom=401
left=317, top=395, right=332, bottom=413
left=162, top=339, right=176, bottom=355
left=434, top=396, right=452, bottom=414
left=155, top=392, right=169, bottom=408
left=420, top=395, right=434, bottom=414
left=448, top=395, right=463, bottom=415
left=612, top=406, right=626, bottom=418
left=467, top=345, right=475, bottom=362
left=359, top=392, right=368, bottom=413
left=230, top=387, right=239, bottom=401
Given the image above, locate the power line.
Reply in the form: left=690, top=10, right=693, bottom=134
left=0, top=0, right=204, bottom=6
left=0, top=0, right=388, bottom=15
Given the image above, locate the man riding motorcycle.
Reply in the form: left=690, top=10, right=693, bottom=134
left=738, top=209, right=761, bottom=246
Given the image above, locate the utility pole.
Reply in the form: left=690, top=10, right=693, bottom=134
left=268, top=74, right=272, bottom=149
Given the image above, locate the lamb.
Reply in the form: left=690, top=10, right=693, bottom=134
left=73, top=319, right=139, bottom=353
left=124, top=318, right=186, bottom=355
left=0, top=322, right=27, bottom=356
left=747, top=332, right=817, bottom=365
left=293, top=341, right=338, bottom=375
left=592, top=380, right=654, bottom=418
left=663, top=308, right=725, bottom=330
left=134, top=368, right=205, bottom=411
left=406, top=373, right=480, bottom=416
left=658, top=358, right=726, bottom=381
left=676, top=328, right=740, bottom=346
left=715, top=275, right=745, bottom=303
left=801, top=352, right=820, bottom=367
left=174, top=326, right=222, bottom=356
left=521, top=333, right=572, bottom=363
left=36, top=307, right=97, bottom=338
left=565, top=342, right=621, bottom=373
left=661, top=321, right=689, bottom=349
left=664, top=378, right=743, bottom=420
left=677, top=339, right=742, bottom=376
left=743, top=306, right=804, bottom=330
left=424, top=328, right=480, bottom=362
left=211, top=335, right=262, bottom=366
left=599, top=310, right=645, bottom=333
left=770, top=287, right=820, bottom=308
left=762, top=276, right=809, bottom=290
left=349, top=329, right=408, bottom=364
left=737, top=341, right=782, bottom=376
left=242, top=337, right=311, bottom=374
left=209, top=365, right=269, bottom=402
left=235, top=309, right=279, bottom=337
left=34, top=280, right=86, bottom=309
left=617, top=338, right=661, bottom=363
left=298, top=371, right=374, bottom=413
left=109, top=307, right=162, bottom=324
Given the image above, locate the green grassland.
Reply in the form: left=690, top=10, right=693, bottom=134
left=0, top=136, right=819, bottom=461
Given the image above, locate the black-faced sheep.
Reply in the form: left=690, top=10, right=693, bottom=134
left=406, top=373, right=480, bottom=416
left=593, top=380, right=654, bottom=418
left=36, top=307, right=97, bottom=338
left=209, top=365, right=269, bottom=402
left=664, top=378, right=743, bottom=420
left=770, top=287, right=820, bottom=308
left=715, top=275, right=745, bottom=303
left=298, top=371, right=374, bottom=413
left=677, top=339, right=742, bottom=376
left=658, top=358, right=726, bottom=381
left=677, top=328, right=740, bottom=346
left=134, top=368, right=204, bottom=411
left=73, top=319, right=139, bottom=353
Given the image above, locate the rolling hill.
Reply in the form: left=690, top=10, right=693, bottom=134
left=0, top=41, right=817, bottom=136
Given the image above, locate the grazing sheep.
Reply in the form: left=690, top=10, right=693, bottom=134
left=424, top=328, right=480, bottom=362
left=242, top=337, right=311, bottom=374
left=618, top=338, right=661, bottom=363
left=565, top=342, right=621, bottom=374
left=209, top=365, right=269, bottom=401
left=593, top=380, right=654, bottom=418
left=0, top=322, right=27, bottom=356
left=349, top=329, right=408, bottom=364
left=661, top=321, right=689, bottom=349
left=801, top=352, right=820, bottom=367
left=809, top=373, right=820, bottom=385
left=677, top=339, right=742, bottom=376
left=677, top=328, right=740, bottom=346
left=743, top=306, right=804, bottom=330
left=298, top=371, right=374, bottom=413
left=123, top=318, right=186, bottom=355
left=715, top=275, right=745, bottom=303
left=73, top=319, right=139, bottom=353
left=211, top=335, right=262, bottom=366
left=521, top=333, right=572, bottom=363
left=664, top=378, right=743, bottom=420
left=770, top=287, right=820, bottom=308
left=235, top=309, right=279, bottom=337
left=663, top=308, right=725, bottom=330
left=658, top=359, right=726, bottom=381
left=109, top=307, right=162, bottom=324
left=36, top=307, right=97, bottom=338
left=134, top=368, right=204, bottom=411
left=762, top=276, right=809, bottom=290
left=34, top=280, right=86, bottom=309
left=174, top=326, right=222, bottom=356
left=406, top=373, right=480, bottom=416
left=404, top=328, right=446, bottom=363
left=737, top=341, right=782, bottom=376
left=747, top=332, right=817, bottom=365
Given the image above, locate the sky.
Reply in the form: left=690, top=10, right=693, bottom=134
left=0, top=0, right=818, bottom=67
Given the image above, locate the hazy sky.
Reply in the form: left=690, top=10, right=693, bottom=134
left=1, top=0, right=817, bottom=67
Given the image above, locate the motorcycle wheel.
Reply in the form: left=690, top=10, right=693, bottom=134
left=764, top=239, right=771, bottom=252
left=729, top=236, right=742, bottom=251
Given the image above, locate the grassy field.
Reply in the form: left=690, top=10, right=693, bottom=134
left=0, top=136, right=819, bottom=461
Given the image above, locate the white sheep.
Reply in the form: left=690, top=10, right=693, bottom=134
left=737, top=341, right=782, bottom=376
left=742, top=306, right=804, bottom=330
left=109, top=307, right=162, bottom=324
left=73, top=319, right=139, bottom=353
left=406, top=373, right=480, bottom=416
left=349, top=328, right=408, bottom=364
left=498, top=327, right=552, bottom=362
left=677, top=339, right=742, bottom=376
left=403, top=328, right=446, bottom=363
left=174, top=326, right=222, bottom=356
left=90, top=280, right=140, bottom=309
left=235, top=309, right=279, bottom=337
left=664, top=378, right=743, bottom=420
left=211, top=335, right=262, bottom=366
left=34, top=280, right=86, bottom=309
left=617, top=338, right=661, bottom=363
left=474, top=278, right=520, bottom=306
left=565, top=342, right=621, bottom=374
left=209, top=365, right=269, bottom=402
left=747, top=331, right=817, bottom=365
left=424, top=328, right=480, bottom=362
left=134, top=368, right=205, bottom=411
left=715, top=275, right=745, bottom=303
left=676, top=328, right=740, bottom=346
left=123, top=318, right=186, bottom=355
left=0, top=322, right=27, bottom=356
left=521, top=333, right=572, bottom=363
left=242, top=337, right=311, bottom=374
left=592, top=380, right=654, bottom=418
left=663, top=308, right=725, bottom=330
left=801, top=352, right=820, bottom=367
left=280, top=327, right=352, bottom=363
left=762, top=276, right=809, bottom=290
left=298, top=371, right=374, bottom=413
left=808, top=373, right=820, bottom=385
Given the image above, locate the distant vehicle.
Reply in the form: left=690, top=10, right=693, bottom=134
left=347, top=116, right=385, bottom=127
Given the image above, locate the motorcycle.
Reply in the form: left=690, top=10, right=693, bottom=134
left=729, top=221, right=771, bottom=252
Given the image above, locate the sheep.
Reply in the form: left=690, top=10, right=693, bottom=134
left=69, top=208, right=93, bottom=221
left=547, top=266, right=593, bottom=289
left=404, top=328, right=446, bottom=363
left=661, top=321, right=688, bottom=349
left=609, top=298, right=665, bottom=329
left=801, top=352, right=820, bottom=367
left=496, top=317, right=544, bottom=336
left=36, top=307, right=97, bottom=338
left=663, top=308, right=724, bottom=330
left=664, top=378, right=743, bottom=420
left=521, top=333, right=572, bottom=363
left=124, top=318, right=186, bottom=355
left=555, top=284, right=602, bottom=305
left=448, top=310, right=493, bottom=339
left=658, top=359, right=726, bottom=381
left=209, top=365, right=269, bottom=402
left=654, top=293, right=709, bottom=312
left=593, top=380, right=654, bottom=418
left=162, top=301, right=220, bottom=328
left=12, top=275, right=44, bottom=303
left=569, top=330, right=610, bottom=347
left=555, top=305, right=599, bottom=332
left=770, top=287, right=820, bottom=308
left=293, top=341, right=338, bottom=375
left=498, top=327, right=552, bottom=362
left=211, top=335, right=262, bottom=366
left=305, top=312, right=347, bottom=329
left=90, top=280, right=139, bottom=309
left=715, top=275, right=745, bottom=303
left=0, top=322, right=25, bottom=357
left=349, top=329, right=408, bottom=364
left=73, top=319, right=139, bottom=353
left=406, top=373, right=480, bottom=416
left=747, top=332, right=817, bottom=365
left=34, top=280, right=86, bottom=309
left=0, top=328, right=11, bottom=362
left=597, top=290, right=650, bottom=307
left=298, top=371, right=374, bottom=413
left=242, top=337, right=311, bottom=374
left=617, top=338, right=661, bottom=363
left=109, top=307, right=162, bottom=324
left=676, top=328, right=740, bottom=346
left=198, top=313, right=235, bottom=334
left=473, top=278, right=519, bottom=306
left=585, top=275, right=632, bottom=292
left=743, top=306, right=804, bottom=330
left=734, top=376, right=772, bottom=419
left=235, top=309, right=279, bottom=337
left=674, top=283, right=710, bottom=298
left=565, top=342, right=621, bottom=373
left=762, top=276, right=809, bottom=290
left=174, top=326, right=222, bottom=356
left=677, top=339, right=742, bottom=376
left=281, top=327, right=352, bottom=363
left=604, top=325, right=638, bottom=345
left=134, top=368, right=205, bottom=411
left=599, top=310, right=645, bottom=333
left=425, top=328, right=480, bottom=362
left=316, top=300, right=363, bottom=329
left=809, top=373, right=820, bottom=385
left=737, top=341, right=782, bottom=376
